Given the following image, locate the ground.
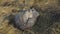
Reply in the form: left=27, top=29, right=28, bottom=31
left=0, top=0, right=60, bottom=34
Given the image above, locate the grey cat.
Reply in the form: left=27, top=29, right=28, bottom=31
left=14, top=8, right=39, bottom=30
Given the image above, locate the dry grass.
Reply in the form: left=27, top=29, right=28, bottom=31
left=0, top=0, right=60, bottom=34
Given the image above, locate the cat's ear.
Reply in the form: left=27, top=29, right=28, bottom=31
left=31, top=8, right=36, bottom=11
left=31, top=8, right=40, bottom=17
